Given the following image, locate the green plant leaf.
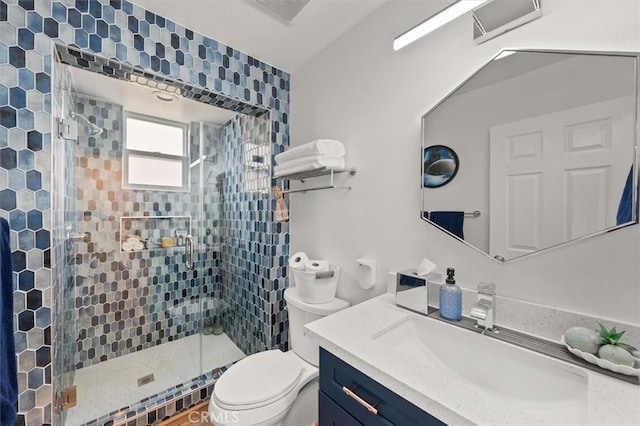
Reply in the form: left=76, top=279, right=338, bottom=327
left=598, top=322, right=608, bottom=336
left=617, top=342, right=638, bottom=352
left=612, top=329, right=625, bottom=341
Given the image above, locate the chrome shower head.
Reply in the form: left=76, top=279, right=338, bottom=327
left=71, top=112, right=104, bottom=136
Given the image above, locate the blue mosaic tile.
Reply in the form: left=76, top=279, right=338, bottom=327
left=9, top=211, right=25, bottom=233
left=1, top=146, right=17, bottom=168
left=2, top=1, right=291, bottom=425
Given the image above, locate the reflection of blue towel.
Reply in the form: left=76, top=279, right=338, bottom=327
left=1, top=218, right=18, bottom=426
left=616, top=167, right=638, bottom=225
left=425, top=211, right=465, bottom=239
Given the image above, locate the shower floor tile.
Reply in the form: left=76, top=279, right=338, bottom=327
left=64, top=333, right=245, bottom=426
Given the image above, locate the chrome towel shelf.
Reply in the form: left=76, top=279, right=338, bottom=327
left=276, top=167, right=357, bottom=194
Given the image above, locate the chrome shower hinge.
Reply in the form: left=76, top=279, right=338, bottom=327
left=58, top=118, right=78, bottom=141
left=58, top=386, right=77, bottom=411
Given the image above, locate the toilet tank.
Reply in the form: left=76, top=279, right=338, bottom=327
left=284, top=288, right=349, bottom=366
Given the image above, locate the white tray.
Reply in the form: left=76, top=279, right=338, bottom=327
left=561, top=335, right=640, bottom=377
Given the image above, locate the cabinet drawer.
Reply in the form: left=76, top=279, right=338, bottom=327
left=319, top=390, right=364, bottom=426
left=320, top=348, right=446, bottom=426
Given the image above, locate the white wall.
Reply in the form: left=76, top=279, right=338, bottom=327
left=290, top=0, right=640, bottom=325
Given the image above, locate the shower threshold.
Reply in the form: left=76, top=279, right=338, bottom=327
left=63, top=333, right=245, bottom=426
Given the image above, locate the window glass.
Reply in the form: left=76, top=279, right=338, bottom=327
left=123, top=113, right=188, bottom=191
left=127, top=154, right=184, bottom=187
left=126, top=117, right=184, bottom=155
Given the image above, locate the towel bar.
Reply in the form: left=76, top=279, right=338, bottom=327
left=277, top=167, right=356, bottom=194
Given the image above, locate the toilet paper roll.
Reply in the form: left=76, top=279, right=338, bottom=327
left=289, top=252, right=309, bottom=271
left=305, top=260, right=329, bottom=272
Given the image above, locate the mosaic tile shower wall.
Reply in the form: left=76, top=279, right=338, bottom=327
left=0, top=0, right=290, bottom=424
left=69, top=94, right=221, bottom=370
left=219, top=113, right=280, bottom=355
left=197, top=122, right=227, bottom=330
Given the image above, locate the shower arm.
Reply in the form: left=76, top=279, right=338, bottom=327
left=71, top=112, right=103, bottom=136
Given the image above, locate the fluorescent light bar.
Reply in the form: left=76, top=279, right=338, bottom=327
left=393, top=0, right=489, bottom=51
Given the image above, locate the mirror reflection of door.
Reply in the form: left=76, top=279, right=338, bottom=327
left=421, top=50, right=638, bottom=262
left=490, top=96, right=634, bottom=259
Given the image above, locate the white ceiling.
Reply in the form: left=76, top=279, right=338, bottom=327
left=130, top=0, right=387, bottom=72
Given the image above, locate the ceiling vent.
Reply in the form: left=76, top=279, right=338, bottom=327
left=473, top=0, right=542, bottom=44
left=245, top=0, right=312, bottom=23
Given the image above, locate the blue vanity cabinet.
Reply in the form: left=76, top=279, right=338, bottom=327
left=319, top=390, right=364, bottom=425
left=319, top=348, right=447, bottom=426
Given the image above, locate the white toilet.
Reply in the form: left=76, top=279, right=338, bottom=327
left=208, top=287, right=349, bottom=426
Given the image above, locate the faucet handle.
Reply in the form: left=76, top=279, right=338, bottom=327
left=470, top=304, right=489, bottom=320
left=478, top=282, right=495, bottom=295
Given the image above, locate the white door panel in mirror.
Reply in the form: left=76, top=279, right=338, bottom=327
left=421, top=50, right=638, bottom=262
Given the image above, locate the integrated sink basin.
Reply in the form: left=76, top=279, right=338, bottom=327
left=372, top=314, right=588, bottom=425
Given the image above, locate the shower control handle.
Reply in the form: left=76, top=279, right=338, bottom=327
left=185, top=234, right=194, bottom=270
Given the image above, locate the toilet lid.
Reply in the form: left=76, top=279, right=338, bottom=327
left=215, top=350, right=303, bottom=407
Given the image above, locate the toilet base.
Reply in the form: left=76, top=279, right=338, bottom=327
left=281, top=378, right=318, bottom=426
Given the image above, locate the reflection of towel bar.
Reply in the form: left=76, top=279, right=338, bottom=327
left=465, top=210, right=481, bottom=218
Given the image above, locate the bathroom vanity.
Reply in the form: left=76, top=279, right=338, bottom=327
left=307, top=294, right=640, bottom=425
left=319, top=348, right=444, bottom=425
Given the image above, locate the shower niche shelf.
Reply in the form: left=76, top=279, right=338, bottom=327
left=276, top=167, right=357, bottom=194
left=120, top=215, right=191, bottom=253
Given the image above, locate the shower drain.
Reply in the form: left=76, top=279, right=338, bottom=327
left=137, top=374, right=155, bottom=387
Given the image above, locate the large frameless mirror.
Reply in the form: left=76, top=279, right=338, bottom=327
left=421, top=49, right=639, bottom=262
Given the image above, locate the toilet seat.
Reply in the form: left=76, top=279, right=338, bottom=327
left=214, top=350, right=303, bottom=410
left=209, top=351, right=318, bottom=426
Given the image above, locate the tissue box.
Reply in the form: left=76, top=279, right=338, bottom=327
left=292, top=264, right=340, bottom=304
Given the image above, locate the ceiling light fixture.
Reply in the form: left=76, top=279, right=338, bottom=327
left=393, top=0, right=489, bottom=51
left=153, top=91, right=177, bottom=102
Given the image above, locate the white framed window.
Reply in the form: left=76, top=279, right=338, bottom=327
left=122, top=112, right=189, bottom=191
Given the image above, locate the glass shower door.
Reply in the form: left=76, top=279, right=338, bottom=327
left=52, top=56, right=265, bottom=425
left=53, top=63, right=210, bottom=425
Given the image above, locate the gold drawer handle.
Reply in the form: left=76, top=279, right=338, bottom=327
left=342, top=386, right=378, bottom=415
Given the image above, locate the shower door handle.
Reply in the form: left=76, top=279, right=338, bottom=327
left=67, top=232, right=89, bottom=242
left=185, top=234, right=194, bottom=269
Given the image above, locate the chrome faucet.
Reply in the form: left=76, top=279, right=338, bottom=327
left=470, top=282, right=496, bottom=332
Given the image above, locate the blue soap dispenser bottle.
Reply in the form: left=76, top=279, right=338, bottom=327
left=439, top=267, right=462, bottom=321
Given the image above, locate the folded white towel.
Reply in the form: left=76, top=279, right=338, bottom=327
left=274, top=158, right=346, bottom=178
left=276, top=154, right=344, bottom=170
left=275, top=139, right=345, bottom=165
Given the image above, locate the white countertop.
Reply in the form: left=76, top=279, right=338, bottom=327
left=305, top=293, right=640, bottom=426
